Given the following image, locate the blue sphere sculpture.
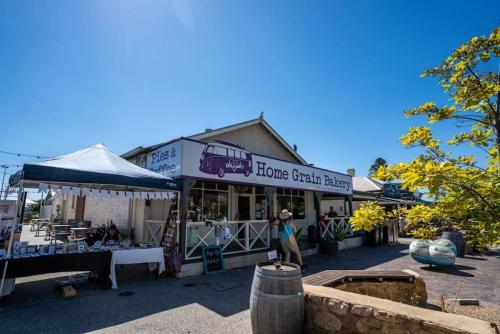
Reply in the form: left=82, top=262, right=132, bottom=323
left=429, top=243, right=456, bottom=266
left=409, top=239, right=457, bottom=266
left=409, top=239, right=433, bottom=265
left=432, top=239, right=457, bottom=256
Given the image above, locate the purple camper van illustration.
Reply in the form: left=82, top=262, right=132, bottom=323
left=199, top=141, right=253, bottom=178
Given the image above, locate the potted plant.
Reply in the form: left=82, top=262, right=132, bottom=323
left=319, top=224, right=346, bottom=255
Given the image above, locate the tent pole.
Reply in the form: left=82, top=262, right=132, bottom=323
left=0, top=182, right=26, bottom=300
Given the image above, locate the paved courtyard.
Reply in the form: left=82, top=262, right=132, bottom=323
left=0, top=239, right=498, bottom=333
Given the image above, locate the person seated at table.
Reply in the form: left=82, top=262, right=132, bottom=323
left=101, top=224, right=120, bottom=245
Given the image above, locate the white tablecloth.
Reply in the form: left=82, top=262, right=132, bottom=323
left=109, top=248, right=165, bottom=289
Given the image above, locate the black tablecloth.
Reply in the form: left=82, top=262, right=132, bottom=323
left=0, top=251, right=112, bottom=288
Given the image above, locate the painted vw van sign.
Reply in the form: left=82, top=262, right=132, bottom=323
left=199, top=141, right=253, bottom=177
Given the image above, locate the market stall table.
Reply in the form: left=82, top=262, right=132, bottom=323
left=0, top=250, right=112, bottom=295
left=109, top=247, right=165, bottom=289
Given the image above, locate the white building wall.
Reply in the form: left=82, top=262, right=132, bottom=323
left=83, top=196, right=130, bottom=231
left=65, top=194, right=76, bottom=221
left=132, top=199, right=146, bottom=243
left=51, top=193, right=131, bottom=232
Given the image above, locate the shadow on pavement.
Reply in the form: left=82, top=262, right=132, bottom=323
left=302, top=242, right=410, bottom=278
left=421, top=264, right=476, bottom=277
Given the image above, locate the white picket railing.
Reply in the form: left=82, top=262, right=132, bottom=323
left=321, top=217, right=353, bottom=239
left=185, top=220, right=270, bottom=260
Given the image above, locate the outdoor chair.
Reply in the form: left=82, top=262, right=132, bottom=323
left=30, top=219, right=37, bottom=232
left=45, top=223, right=56, bottom=241
left=83, top=220, right=91, bottom=228
left=69, top=220, right=79, bottom=228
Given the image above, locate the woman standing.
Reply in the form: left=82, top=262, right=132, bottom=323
left=278, top=209, right=304, bottom=269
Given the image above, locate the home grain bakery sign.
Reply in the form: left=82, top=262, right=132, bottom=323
left=147, top=139, right=352, bottom=195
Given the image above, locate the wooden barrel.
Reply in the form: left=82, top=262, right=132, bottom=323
left=250, top=261, right=304, bottom=334
left=442, top=231, right=466, bottom=257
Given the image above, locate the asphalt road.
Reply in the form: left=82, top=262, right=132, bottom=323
left=0, top=240, right=498, bottom=333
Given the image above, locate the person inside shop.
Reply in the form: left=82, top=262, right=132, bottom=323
left=325, top=206, right=338, bottom=218
left=278, top=209, right=304, bottom=270
left=101, top=224, right=120, bottom=245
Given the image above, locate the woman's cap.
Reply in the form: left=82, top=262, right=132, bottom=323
left=279, top=209, right=293, bottom=220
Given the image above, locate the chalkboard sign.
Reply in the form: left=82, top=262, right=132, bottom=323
left=202, top=246, right=225, bottom=275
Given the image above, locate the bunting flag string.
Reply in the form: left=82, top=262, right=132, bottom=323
left=36, top=183, right=176, bottom=200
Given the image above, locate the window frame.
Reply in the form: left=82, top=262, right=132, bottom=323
left=188, top=181, right=230, bottom=221
left=275, top=188, right=306, bottom=220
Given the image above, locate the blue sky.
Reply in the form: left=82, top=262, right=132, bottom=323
left=0, top=0, right=499, bottom=188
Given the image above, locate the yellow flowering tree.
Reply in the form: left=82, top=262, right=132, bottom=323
left=350, top=202, right=386, bottom=232
left=375, top=27, right=500, bottom=249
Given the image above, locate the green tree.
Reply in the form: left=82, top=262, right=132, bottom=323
left=374, top=27, right=500, bottom=249
left=369, top=157, right=387, bottom=176
left=30, top=199, right=41, bottom=216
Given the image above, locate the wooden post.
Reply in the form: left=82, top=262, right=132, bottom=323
left=264, top=187, right=274, bottom=245
left=314, top=192, right=324, bottom=243
left=179, top=178, right=195, bottom=262
left=347, top=195, right=353, bottom=216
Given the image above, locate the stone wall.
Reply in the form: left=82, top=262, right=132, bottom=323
left=331, top=270, right=427, bottom=306
left=304, top=284, right=495, bottom=334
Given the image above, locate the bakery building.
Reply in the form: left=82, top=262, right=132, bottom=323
left=67, top=115, right=360, bottom=274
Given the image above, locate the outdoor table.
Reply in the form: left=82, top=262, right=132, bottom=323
left=109, top=247, right=165, bottom=289
left=35, top=219, right=50, bottom=237
left=0, top=250, right=113, bottom=294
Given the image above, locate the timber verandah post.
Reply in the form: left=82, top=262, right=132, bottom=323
left=313, top=192, right=324, bottom=244
left=264, top=187, right=274, bottom=249
left=179, top=178, right=195, bottom=262
left=347, top=195, right=353, bottom=217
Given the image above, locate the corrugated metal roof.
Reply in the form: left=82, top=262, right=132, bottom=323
left=352, top=176, right=384, bottom=192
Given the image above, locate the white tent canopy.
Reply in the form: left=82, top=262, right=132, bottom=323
left=9, top=144, right=177, bottom=192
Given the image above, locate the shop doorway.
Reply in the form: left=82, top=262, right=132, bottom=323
left=237, top=195, right=251, bottom=239
left=237, top=195, right=251, bottom=220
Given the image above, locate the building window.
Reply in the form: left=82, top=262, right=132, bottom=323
left=188, top=182, right=229, bottom=221
left=255, top=187, right=267, bottom=220
left=276, top=188, right=305, bottom=219
left=71, top=195, right=76, bottom=209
